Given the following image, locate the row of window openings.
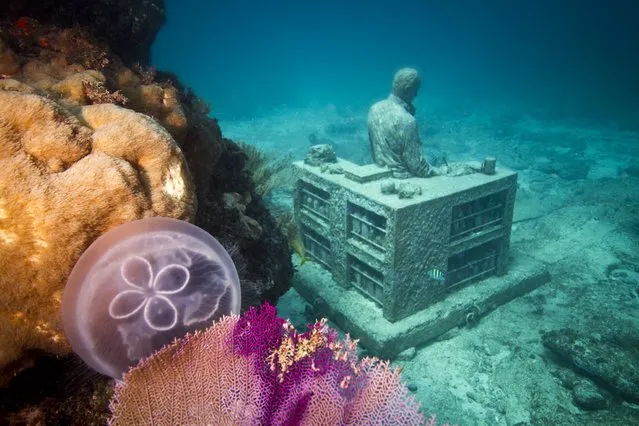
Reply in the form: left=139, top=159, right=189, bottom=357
left=302, top=226, right=501, bottom=305
left=300, top=190, right=507, bottom=250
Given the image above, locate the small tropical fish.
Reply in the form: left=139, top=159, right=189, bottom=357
left=427, top=268, right=446, bottom=282
left=291, top=238, right=312, bottom=266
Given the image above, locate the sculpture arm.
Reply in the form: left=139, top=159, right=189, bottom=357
left=402, top=119, right=431, bottom=177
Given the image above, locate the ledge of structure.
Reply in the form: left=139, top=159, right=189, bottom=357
left=292, top=248, right=550, bottom=359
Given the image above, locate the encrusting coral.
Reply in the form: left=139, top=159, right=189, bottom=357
left=0, top=0, right=165, bottom=67
left=0, top=90, right=196, bottom=384
left=109, top=303, right=427, bottom=425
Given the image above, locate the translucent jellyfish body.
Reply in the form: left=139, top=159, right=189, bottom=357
left=61, top=217, right=241, bottom=378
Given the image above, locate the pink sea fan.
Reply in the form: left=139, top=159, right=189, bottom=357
left=108, top=303, right=427, bottom=425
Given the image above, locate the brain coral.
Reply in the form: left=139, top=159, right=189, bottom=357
left=0, top=90, right=196, bottom=383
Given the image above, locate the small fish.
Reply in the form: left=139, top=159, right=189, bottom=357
left=291, top=238, right=312, bottom=266
left=427, top=268, right=446, bottom=282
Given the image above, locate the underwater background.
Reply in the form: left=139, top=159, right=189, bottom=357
left=152, top=0, right=639, bottom=424
left=154, top=0, right=639, bottom=126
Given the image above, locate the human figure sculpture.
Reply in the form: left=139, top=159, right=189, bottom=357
left=367, top=68, right=436, bottom=179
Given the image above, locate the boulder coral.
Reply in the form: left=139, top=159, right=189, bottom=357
left=0, top=17, right=293, bottom=393
left=0, top=90, right=196, bottom=383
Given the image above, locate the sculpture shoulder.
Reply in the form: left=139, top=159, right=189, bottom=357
left=367, top=100, right=385, bottom=120
left=368, top=99, right=414, bottom=128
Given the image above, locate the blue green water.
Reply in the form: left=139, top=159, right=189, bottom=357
left=153, top=0, right=639, bottom=127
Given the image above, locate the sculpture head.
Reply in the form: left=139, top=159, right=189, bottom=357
left=61, top=217, right=241, bottom=378
left=391, top=67, right=421, bottom=104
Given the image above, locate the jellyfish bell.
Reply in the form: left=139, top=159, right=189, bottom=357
left=61, top=217, right=241, bottom=378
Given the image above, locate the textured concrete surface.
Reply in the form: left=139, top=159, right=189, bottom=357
left=292, top=248, right=550, bottom=359
left=293, top=159, right=518, bottom=322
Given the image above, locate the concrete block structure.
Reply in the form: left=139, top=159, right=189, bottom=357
left=293, top=158, right=518, bottom=323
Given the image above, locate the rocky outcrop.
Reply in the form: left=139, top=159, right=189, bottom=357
left=0, top=18, right=292, bottom=390
left=0, top=90, right=196, bottom=383
left=0, top=0, right=164, bottom=66
left=542, top=328, right=639, bottom=403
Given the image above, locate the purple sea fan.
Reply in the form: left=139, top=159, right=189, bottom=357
left=108, top=303, right=427, bottom=425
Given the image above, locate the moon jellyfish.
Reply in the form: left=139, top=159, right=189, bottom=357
left=61, top=217, right=241, bottom=378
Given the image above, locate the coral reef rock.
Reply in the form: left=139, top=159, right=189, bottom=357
left=196, top=139, right=293, bottom=311
left=0, top=38, right=20, bottom=75
left=0, top=20, right=293, bottom=390
left=0, top=0, right=164, bottom=66
left=542, top=328, right=639, bottom=403
left=304, top=143, right=337, bottom=166
left=0, top=90, right=196, bottom=384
